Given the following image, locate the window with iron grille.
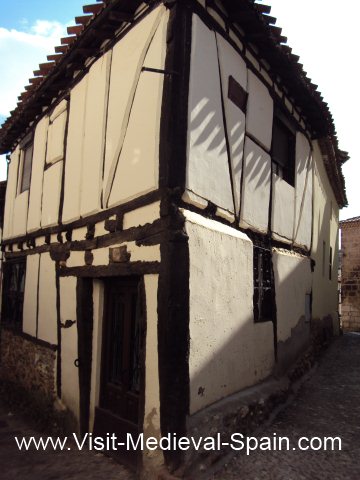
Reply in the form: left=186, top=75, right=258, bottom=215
left=1, top=259, right=26, bottom=330
left=253, top=246, right=274, bottom=322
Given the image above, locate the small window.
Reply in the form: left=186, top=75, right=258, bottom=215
left=322, top=241, right=326, bottom=277
left=1, top=259, right=26, bottom=331
left=271, top=110, right=296, bottom=186
left=253, top=246, right=274, bottom=322
left=20, top=141, right=33, bottom=193
left=228, top=76, right=248, bottom=113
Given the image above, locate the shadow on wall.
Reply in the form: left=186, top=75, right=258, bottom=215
left=188, top=245, right=333, bottom=420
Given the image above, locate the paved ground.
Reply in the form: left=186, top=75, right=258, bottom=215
left=0, top=407, right=135, bottom=479
left=1, top=333, right=359, bottom=479
left=212, top=333, right=360, bottom=480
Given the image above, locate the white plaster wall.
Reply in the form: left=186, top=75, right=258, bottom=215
left=23, top=254, right=40, bottom=337
left=62, top=77, right=88, bottom=224
left=90, top=280, right=104, bottom=431
left=27, top=116, right=48, bottom=232
left=3, top=147, right=19, bottom=239
left=240, top=137, right=271, bottom=234
left=46, top=103, right=67, bottom=165
left=185, top=210, right=274, bottom=414
left=107, top=9, right=168, bottom=208
left=41, top=161, right=63, bottom=228
left=216, top=33, right=247, bottom=216
left=103, top=7, right=166, bottom=205
left=294, top=132, right=313, bottom=249
left=60, top=276, right=80, bottom=421
left=122, top=201, right=160, bottom=230
left=186, top=15, right=234, bottom=213
left=37, top=253, right=57, bottom=345
left=143, top=275, right=161, bottom=438
left=311, top=141, right=339, bottom=328
left=12, top=190, right=29, bottom=237
left=246, top=71, right=273, bottom=151
left=272, top=175, right=295, bottom=243
left=80, top=52, right=111, bottom=217
left=273, top=250, right=312, bottom=342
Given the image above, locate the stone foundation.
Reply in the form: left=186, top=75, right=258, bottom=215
left=0, top=328, right=56, bottom=399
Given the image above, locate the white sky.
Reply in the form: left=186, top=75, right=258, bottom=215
left=266, top=0, right=359, bottom=220
left=0, top=0, right=358, bottom=220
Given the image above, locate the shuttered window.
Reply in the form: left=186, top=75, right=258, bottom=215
left=271, top=111, right=296, bottom=186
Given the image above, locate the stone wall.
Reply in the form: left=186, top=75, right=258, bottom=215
left=0, top=328, right=56, bottom=399
left=341, top=220, right=360, bottom=332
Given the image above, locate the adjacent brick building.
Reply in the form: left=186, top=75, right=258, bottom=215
left=340, top=216, right=360, bottom=331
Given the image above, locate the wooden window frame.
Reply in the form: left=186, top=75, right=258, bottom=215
left=271, top=109, right=296, bottom=187
left=18, top=134, right=34, bottom=194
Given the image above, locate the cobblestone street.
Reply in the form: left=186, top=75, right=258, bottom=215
left=1, top=333, right=359, bottom=479
left=0, top=407, right=135, bottom=480
left=213, top=333, right=360, bottom=480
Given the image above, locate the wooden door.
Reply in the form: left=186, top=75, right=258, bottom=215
left=94, top=277, right=144, bottom=468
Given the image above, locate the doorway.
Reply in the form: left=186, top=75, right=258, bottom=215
left=94, top=276, right=145, bottom=468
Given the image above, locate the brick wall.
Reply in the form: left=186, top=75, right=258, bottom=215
left=0, top=328, right=56, bottom=398
left=341, top=220, right=360, bottom=331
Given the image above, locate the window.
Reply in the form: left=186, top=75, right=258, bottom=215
left=20, top=140, right=33, bottom=193
left=228, top=76, right=248, bottom=113
left=1, top=259, right=26, bottom=330
left=253, top=246, right=274, bottom=322
left=271, top=109, right=296, bottom=186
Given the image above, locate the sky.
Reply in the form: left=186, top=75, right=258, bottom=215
left=0, top=0, right=358, bottom=220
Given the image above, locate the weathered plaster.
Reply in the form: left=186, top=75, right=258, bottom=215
left=60, top=276, right=79, bottom=421
left=103, top=7, right=166, bottom=206
left=38, top=253, right=58, bottom=345
left=27, top=116, right=49, bottom=233
left=23, top=254, right=40, bottom=337
left=12, top=190, right=29, bottom=237
left=3, top=147, right=20, bottom=239
left=311, top=141, right=339, bottom=332
left=107, top=9, right=168, bottom=208
left=240, top=136, right=271, bottom=234
left=46, top=108, right=67, bottom=165
left=184, top=210, right=274, bottom=414
left=122, top=201, right=161, bottom=230
left=216, top=32, right=247, bottom=216
left=62, top=76, right=88, bottom=224
left=187, top=15, right=234, bottom=212
left=246, top=70, right=273, bottom=151
left=273, top=249, right=312, bottom=343
left=41, top=161, right=63, bottom=228
left=271, top=175, right=295, bottom=243
left=80, top=52, right=112, bottom=218
left=143, top=274, right=163, bottom=468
